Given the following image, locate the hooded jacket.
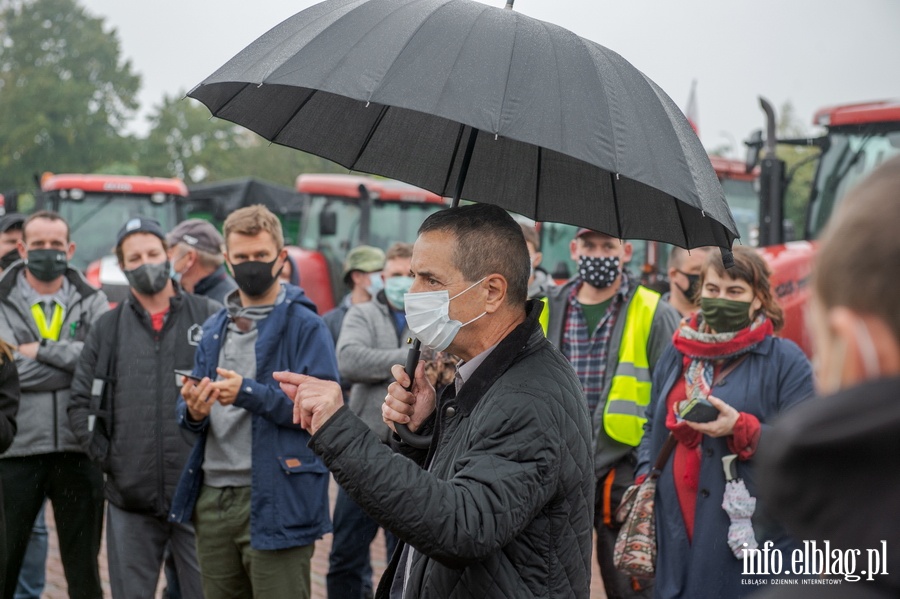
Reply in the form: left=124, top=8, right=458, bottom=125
left=312, top=300, right=595, bottom=598
left=756, top=376, right=900, bottom=598
left=68, top=288, right=220, bottom=517
left=0, top=263, right=108, bottom=457
left=169, top=284, right=339, bottom=550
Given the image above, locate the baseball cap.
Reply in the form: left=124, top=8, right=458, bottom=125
left=342, top=245, right=385, bottom=277
left=166, top=219, right=224, bottom=255
left=0, top=213, right=25, bottom=234
left=115, top=216, right=166, bottom=249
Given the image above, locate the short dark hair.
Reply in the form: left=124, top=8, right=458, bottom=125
left=385, top=242, right=413, bottom=262
left=23, top=210, right=69, bottom=242
left=702, top=245, right=784, bottom=332
left=419, top=203, right=529, bottom=305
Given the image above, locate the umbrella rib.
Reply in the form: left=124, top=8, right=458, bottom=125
left=269, top=88, right=318, bottom=143
left=441, top=123, right=467, bottom=197
left=609, top=172, right=623, bottom=239
left=533, top=146, right=542, bottom=220
left=674, top=195, right=690, bottom=249
left=350, top=104, right=391, bottom=170
left=201, top=82, right=251, bottom=120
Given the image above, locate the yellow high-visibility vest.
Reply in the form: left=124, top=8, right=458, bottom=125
left=604, top=286, right=660, bottom=446
left=31, top=302, right=65, bottom=341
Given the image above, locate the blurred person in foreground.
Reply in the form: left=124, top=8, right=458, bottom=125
left=637, top=245, right=814, bottom=598
left=275, top=203, right=594, bottom=598
left=169, top=205, right=339, bottom=599
left=0, top=211, right=109, bottom=599
left=69, top=217, right=219, bottom=598
left=167, top=219, right=237, bottom=305
left=756, top=155, right=900, bottom=598
left=327, top=242, right=411, bottom=598
left=663, top=245, right=713, bottom=317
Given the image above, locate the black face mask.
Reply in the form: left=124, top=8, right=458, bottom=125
left=124, top=261, right=171, bottom=296
left=25, top=249, right=68, bottom=282
left=676, top=270, right=701, bottom=302
left=231, top=257, right=283, bottom=298
left=0, top=248, right=21, bottom=271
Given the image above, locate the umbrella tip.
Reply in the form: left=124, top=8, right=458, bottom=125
left=504, top=0, right=514, bottom=9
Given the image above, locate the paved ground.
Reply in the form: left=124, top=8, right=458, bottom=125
left=41, top=477, right=607, bottom=598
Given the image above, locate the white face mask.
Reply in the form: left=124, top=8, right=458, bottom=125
left=820, top=318, right=881, bottom=394
left=404, top=277, right=487, bottom=351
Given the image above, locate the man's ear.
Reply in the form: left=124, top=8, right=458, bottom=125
left=17, top=239, right=26, bottom=261
left=533, top=251, right=543, bottom=268
left=569, top=239, right=579, bottom=263
left=621, top=241, right=633, bottom=264
left=483, top=274, right=507, bottom=313
left=66, top=241, right=76, bottom=262
left=829, top=307, right=881, bottom=386
left=832, top=308, right=900, bottom=379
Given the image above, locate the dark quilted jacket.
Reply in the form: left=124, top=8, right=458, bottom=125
left=312, top=300, right=594, bottom=598
left=69, top=290, right=220, bottom=517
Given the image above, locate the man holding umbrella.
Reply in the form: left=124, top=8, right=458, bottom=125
left=543, top=227, right=679, bottom=598
left=276, top=203, right=594, bottom=598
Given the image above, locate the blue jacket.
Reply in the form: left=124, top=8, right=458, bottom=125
left=169, top=284, right=340, bottom=550
left=637, top=336, right=814, bottom=599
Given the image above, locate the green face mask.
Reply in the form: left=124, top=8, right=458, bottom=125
left=700, top=297, right=753, bottom=333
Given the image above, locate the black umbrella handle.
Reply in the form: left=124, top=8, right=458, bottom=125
left=394, top=339, right=433, bottom=449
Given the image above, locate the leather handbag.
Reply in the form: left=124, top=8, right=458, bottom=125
left=613, top=354, right=749, bottom=578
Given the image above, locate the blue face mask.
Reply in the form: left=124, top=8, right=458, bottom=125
left=366, top=272, right=384, bottom=298
left=384, top=276, right=413, bottom=309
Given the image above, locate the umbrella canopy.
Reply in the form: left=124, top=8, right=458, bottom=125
left=188, top=0, right=739, bottom=254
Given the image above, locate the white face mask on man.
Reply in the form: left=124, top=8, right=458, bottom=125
left=821, top=317, right=881, bottom=394
left=404, top=278, right=487, bottom=351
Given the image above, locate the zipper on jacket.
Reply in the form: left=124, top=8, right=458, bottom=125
left=53, top=390, right=59, bottom=449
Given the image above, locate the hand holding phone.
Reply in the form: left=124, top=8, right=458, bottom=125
left=174, top=369, right=202, bottom=383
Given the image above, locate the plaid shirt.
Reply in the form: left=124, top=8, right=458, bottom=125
left=561, top=272, right=632, bottom=415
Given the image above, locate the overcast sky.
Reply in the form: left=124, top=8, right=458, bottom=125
left=81, top=0, right=900, bottom=158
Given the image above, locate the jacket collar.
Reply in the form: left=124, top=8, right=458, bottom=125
left=453, top=300, right=545, bottom=416
left=0, top=262, right=99, bottom=301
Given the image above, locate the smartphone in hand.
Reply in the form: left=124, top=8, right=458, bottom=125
left=174, top=369, right=202, bottom=384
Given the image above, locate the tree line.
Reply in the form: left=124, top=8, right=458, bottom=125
left=0, top=0, right=342, bottom=199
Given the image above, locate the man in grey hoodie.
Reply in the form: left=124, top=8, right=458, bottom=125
left=0, top=211, right=109, bottom=599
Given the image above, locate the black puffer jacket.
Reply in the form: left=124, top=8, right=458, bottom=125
left=69, top=289, right=220, bottom=517
left=312, top=300, right=594, bottom=598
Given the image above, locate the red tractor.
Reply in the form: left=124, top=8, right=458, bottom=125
left=286, top=174, right=448, bottom=312
left=746, top=98, right=900, bottom=354
left=37, top=173, right=189, bottom=303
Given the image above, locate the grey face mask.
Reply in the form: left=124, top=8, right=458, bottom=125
left=124, top=261, right=171, bottom=296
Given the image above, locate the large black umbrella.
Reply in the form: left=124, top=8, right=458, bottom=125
left=188, top=0, right=738, bottom=253
left=189, top=0, right=739, bottom=447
